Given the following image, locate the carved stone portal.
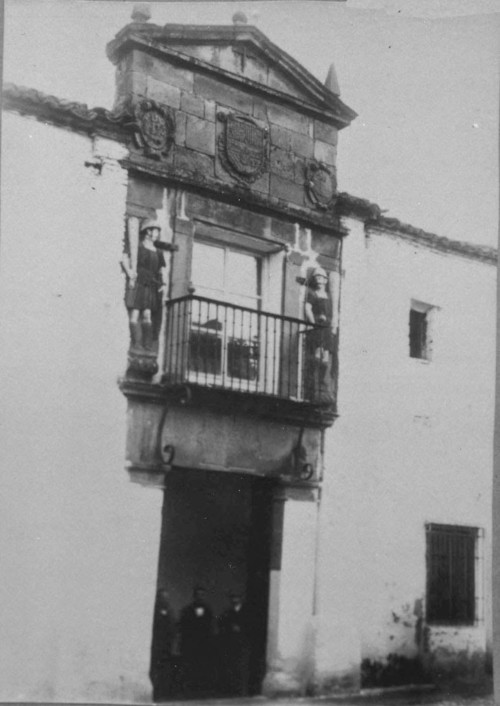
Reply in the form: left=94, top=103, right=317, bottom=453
left=217, top=112, right=269, bottom=183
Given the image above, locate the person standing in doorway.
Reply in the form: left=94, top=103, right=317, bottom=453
left=218, top=592, right=250, bottom=696
left=179, top=586, right=216, bottom=697
left=150, top=588, right=177, bottom=702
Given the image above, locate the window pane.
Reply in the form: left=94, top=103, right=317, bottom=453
left=226, top=250, right=259, bottom=299
left=192, top=242, right=225, bottom=293
left=188, top=299, right=222, bottom=377
left=226, top=309, right=259, bottom=381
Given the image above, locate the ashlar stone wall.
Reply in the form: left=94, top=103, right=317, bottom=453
left=113, top=45, right=338, bottom=213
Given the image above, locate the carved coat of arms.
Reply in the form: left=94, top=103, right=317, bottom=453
left=305, top=162, right=337, bottom=209
left=218, top=113, right=269, bottom=183
left=133, top=100, right=175, bottom=159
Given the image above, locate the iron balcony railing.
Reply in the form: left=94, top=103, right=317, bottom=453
left=163, top=295, right=325, bottom=403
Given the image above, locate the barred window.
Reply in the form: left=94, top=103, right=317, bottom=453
left=426, top=523, right=479, bottom=625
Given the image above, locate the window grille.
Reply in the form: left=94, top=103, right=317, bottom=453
left=426, top=523, right=481, bottom=625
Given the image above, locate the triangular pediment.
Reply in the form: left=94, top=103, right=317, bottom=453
left=107, top=23, right=356, bottom=127
left=167, top=40, right=314, bottom=103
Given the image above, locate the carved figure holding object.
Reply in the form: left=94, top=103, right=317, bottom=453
left=122, top=218, right=168, bottom=352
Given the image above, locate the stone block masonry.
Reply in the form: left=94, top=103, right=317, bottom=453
left=194, top=74, right=254, bottom=114
left=134, top=51, right=195, bottom=92
left=270, top=125, right=314, bottom=159
left=204, top=100, right=216, bottom=122
left=314, top=139, right=337, bottom=168
left=146, top=76, right=181, bottom=108
left=270, top=174, right=305, bottom=205
left=267, top=103, right=312, bottom=137
left=180, top=91, right=204, bottom=118
left=174, top=146, right=214, bottom=179
left=175, top=111, right=187, bottom=147
left=185, top=115, right=215, bottom=155
left=269, top=149, right=305, bottom=188
left=116, top=47, right=342, bottom=213
left=270, top=147, right=296, bottom=183
left=314, top=120, right=338, bottom=146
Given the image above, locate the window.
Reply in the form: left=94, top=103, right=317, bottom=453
left=191, top=241, right=261, bottom=310
left=163, top=226, right=305, bottom=398
left=189, top=240, right=262, bottom=384
left=409, top=300, right=434, bottom=360
left=426, top=523, right=480, bottom=625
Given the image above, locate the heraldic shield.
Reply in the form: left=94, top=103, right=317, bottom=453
left=219, top=113, right=268, bottom=183
left=305, top=162, right=337, bottom=209
left=133, top=100, right=175, bottom=160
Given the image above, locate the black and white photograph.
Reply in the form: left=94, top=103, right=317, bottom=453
left=0, top=1, right=498, bottom=704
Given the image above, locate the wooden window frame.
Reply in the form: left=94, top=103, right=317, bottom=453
left=188, top=224, right=286, bottom=395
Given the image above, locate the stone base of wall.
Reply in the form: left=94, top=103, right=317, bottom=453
left=425, top=647, right=491, bottom=686
left=308, top=667, right=361, bottom=696
left=262, top=668, right=304, bottom=698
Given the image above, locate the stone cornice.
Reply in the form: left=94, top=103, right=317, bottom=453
left=106, top=23, right=357, bottom=128
left=338, top=192, right=497, bottom=265
left=118, top=378, right=336, bottom=429
left=2, top=83, right=346, bottom=234
left=124, top=156, right=348, bottom=236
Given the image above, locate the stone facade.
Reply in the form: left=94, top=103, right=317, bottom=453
left=106, top=21, right=351, bottom=220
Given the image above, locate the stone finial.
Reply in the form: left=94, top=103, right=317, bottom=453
left=325, top=63, right=340, bottom=96
left=232, top=11, right=248, bottom=25
left=131, top=3, right=151, bottom=23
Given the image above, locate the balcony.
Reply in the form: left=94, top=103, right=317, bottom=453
left=159, top=295, right=334, bottom=416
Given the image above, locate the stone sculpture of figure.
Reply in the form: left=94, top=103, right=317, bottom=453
left=304, top=266, right=336, bottom=403
left=179, top=586, right=216, bottom=698
left=218, top=592, right=250, bottom=696
left=150, top=588, right=177, bottom=702
left=121, top=218, right=168, bottom=352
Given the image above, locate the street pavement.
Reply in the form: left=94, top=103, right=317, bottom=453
left=158, top=688, right=495, bottom=706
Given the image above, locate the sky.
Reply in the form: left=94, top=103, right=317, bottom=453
left=3, top=0, right=499, bottom=247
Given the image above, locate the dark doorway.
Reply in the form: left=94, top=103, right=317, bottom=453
left=152, top=469, right=273, bottom=701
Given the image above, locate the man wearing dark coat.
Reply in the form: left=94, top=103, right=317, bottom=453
left=218, top=592, right=251, bottom=696
left=150, top=588, right=177, bottom=702
left=179, top=586, right=215, bottom=697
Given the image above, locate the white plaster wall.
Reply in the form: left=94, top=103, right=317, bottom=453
left=0, top=113, right=163, bottom=701
left=321, top=217, right=495, bottom=676
left=265, top=489, right=318, bottom=695
left=313, top=218, right=365, bottom=690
